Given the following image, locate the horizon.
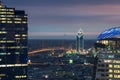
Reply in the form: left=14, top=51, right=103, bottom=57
left=28, top=35, right=97, bottom=39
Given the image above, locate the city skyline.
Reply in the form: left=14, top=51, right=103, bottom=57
left=3, top=0, right=120, bottom=39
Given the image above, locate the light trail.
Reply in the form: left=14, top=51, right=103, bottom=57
left=28, top=47, right=68, bottom=55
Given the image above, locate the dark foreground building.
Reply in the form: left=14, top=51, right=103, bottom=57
left=95, top=27, right=120, bottom=80
left=0, top=1, right=28, bottom=80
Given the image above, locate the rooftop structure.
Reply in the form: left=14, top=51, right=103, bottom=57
left=97, top=27, right=120, bottom=40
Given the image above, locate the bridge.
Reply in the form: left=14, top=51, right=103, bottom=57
left=28, top=47, right=68, bottom=55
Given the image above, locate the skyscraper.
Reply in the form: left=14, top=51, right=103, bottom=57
left=0, top=1, right=28, bottom=80
left=76, top=28, right=84, bottom=52
left=95, top=27, right=120, bottom=80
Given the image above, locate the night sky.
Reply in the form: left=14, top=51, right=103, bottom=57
left=2, top=0, right=120, bottom=39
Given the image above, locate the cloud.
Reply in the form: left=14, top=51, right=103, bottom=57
left=26, top=4, right=120, bottom=23
left=3, top=0, right=120, bottom=39
left=4, top=0, right=120, bottom=7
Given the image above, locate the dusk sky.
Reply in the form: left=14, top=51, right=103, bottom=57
left=3, top=0, right=120, bottom=39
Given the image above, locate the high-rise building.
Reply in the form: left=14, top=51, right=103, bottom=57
left=0, top=1, right=28, bottom=80
left=76, top=28, right=84, bottom=52
left=95, top=27, right=120, bottom=80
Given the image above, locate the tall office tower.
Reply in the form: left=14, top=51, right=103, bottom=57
left=95, top=27, right=120, bottom=80
left=76, top=28, right=84, bottom=52
left=0, top=1, right=28, bottom=80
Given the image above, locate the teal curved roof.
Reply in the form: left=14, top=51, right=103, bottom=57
left=97, top=27, right=120, bottom=40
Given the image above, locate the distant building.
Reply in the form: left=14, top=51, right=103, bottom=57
left=76, top=28, right=84, bottom=52
left=95, top=27, right=120, bottom=80
left=0, top=1, right=28, bottom=80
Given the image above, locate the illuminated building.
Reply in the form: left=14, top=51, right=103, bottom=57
left=76, top=28, right=84, bottom=52
left=95, top=27, right=120, bottom=80
left=0, top=1, right=28, bottom=80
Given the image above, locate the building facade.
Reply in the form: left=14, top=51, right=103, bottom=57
left=95, top=27, right=120, bottom=80
left=0, top=1, right=28, bottom=80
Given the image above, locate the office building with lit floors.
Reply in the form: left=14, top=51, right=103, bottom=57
left=0, top=1, right=28, bottom=80
left=95, top=27, right=120, bottom=80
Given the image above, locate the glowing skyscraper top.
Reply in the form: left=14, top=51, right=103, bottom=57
left=78, top=28, right=83, bottom=35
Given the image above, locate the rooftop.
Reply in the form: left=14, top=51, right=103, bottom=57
left=97, top=27, right=120, bottom=40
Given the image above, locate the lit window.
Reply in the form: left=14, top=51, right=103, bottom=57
left=0, top=31, right=7, bottom=34
left=1, top=21, right=6, bottom=23
left=6, top=12, right=14, bottom=14
left=8, top=9, right=14, bottom=11
left=0, top=9, right=6, bottom=11
left=15, top=34, right=20, bottom=37
left=15, top=75, right=27, bottom=79
left=15, top=52, right=20, bottom=54
left=0, top=12, right=6, bottom=14
left=14, top=18, right=21, bottom=20
left=109, top=74, right=113, bottom=78
left=109, top=69, right=113, bottom=73
left=0, top=15, right=6, bottom=17
left=14, top=21, right=21, bottom=24
left=22, top=34, right=27, bottom=37
left=24, top=16, right=27, bottom=18
left=104, top=60, right=112, bottom=63
left=22, top=21, right=27, bottom=24
left=108, top=55, right=114, bottom=58
left=0, top=18, right=6, bottom=20
left=0, top=74, right=6, bottom=77
left=114, top=75, right=120, bottom=78
left=109, top=64, right=113, bottom=68
left=113, top=60, right=120, bottom=63
left=7, top=21, right=12, bottom=23
left=0, top=53, right=6, bottom=55
left=114, top=70, right=120, bottom=73
left=114, top=65, right=120, bottom=68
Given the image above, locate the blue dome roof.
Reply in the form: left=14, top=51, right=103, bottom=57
left=97, top=27, right=120, bottom=40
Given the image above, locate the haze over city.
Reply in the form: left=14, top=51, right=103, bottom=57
left=3, top=0, right=120, bottom=39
